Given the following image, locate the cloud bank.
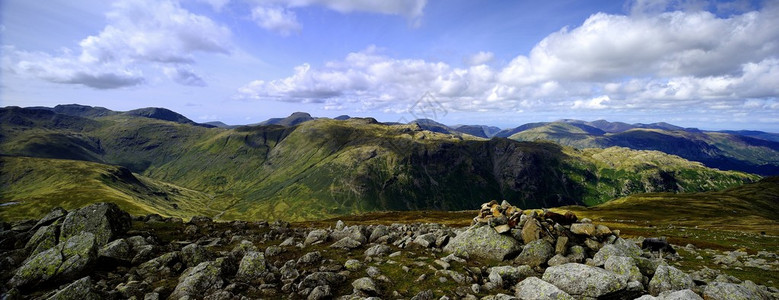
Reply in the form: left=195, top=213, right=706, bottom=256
left=238, top=3, right=779, bottom=116
left=3, top=0, right=230, bottom=89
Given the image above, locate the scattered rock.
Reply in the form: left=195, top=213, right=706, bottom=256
left=542, top=263, right=627, bottom=298
left=514, top=276, right=574, bottom=300
left=352, top=277, right=379, bottom=295
left=703, top=282, right=760, bottom=300
left=236, top=251, right=267, bottom=280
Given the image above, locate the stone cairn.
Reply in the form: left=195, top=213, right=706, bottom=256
left=472, top=199, right=613, bottom=249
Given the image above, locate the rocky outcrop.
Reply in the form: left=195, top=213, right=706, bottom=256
left=59, top=203, right=131, bottom=247
left=2, top=202, right=777, bottom=300
left=9, top=232, right=97, bottom=289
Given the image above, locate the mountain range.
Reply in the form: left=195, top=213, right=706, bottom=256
left=0, top=104, right=770, bottom=221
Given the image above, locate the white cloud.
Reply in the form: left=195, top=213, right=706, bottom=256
left=262, top=0, right=426, bottom=18
left=238, top=5, right=779, bottom=117
left=573, top=95, right=610, bottom=109
left=251, top=5, right=302, bottom=36
left=465, top=51, right=494, bottom=66
left=249, top=0, right=427, bottom=33
left=196, top=0, right=230, bottom=11
left=3, top=0, right=230, bottom=89
left=163, top=66, right=206, bottom=86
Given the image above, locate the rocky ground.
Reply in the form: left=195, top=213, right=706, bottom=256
left=1, top=202, right=777, bottom=300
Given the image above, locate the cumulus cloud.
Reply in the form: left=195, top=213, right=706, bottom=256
left=238, top=4, right=779, bottom=116
left=465, top=51, right=494, bottom=66
left=4, top=0, right=230, bottom=89
left=249, top=0, right=427, bottom=33
left=251, top=5, right=302, bottom=36
left=163, top=66, right=207, bottom=86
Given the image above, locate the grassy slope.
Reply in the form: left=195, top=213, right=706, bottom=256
left=0, top=156, right=219, bottom=221
left=506, top=122, right=779, bottom=175
left=558, top=176, right=779, bottom=234
left=0, top=107, right=761, bottom=221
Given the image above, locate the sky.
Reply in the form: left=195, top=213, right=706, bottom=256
left=1, top=0, right=778, bottom=131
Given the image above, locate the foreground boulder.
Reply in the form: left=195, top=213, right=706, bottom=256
left=46, top=276, right=101, bottom=300
left=649, top=264, right=694, bottom=296
left=9, top=232, right=97, bottom=289
left=59, top=203, right=131, bottom=247
left=541, top=263, right=628, bottom=298
left=443, top=224, right=521, bottom=261
left=703, top=282, right=761, bottom=300
left=514, top=277, right=574, bottom=300
left=169, top=258, right=234, bottom=299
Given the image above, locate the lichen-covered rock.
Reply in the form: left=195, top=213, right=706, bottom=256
left=25, top=225, right=59, bottom=258
left=488, top=265, right=536, bottom=288
left=352, top=277, right=379, bottom=295
left=514, top=239, right=554, bottom=267
left=305, top=229, right=329, bottom=246
left=444, top=224, right=521, bottom=261
left=9, top=232, right=97, bottom=289
left=542, top=263, right=628, bottom=298
left=98, top=238, right=132, bottom=262
left=331, top=226, right=367, bottom=245
left=236, top=251, right=267, bottom=279
left=514, top=276, right=574, bottom=300
left=298, top=251, right=322, bottom=266
left=46, top=276, right=100, bottom=300
left=59, top=203, right=131, bottom=247
left=413, top=233, right=436, bottom=248
left=570, top=223, right=596, bottom=236
left=703, top=282, right=760, bottom=300
left=181, top=243, right=212, bottom=267
left=136, top=251, right=181, bottom=278
left=33, top=207, right=67, bottom=231
left=649, top=264, right=694, bottom=296
left=604, top=256, right=642, bottom=283
left=170, top=259, right=228, bottom=299
left=297, top=272, right=346, bottom=290
left=307, top=285, right=332, bottom=300
left=330, top=237, right=362, bottom=249
left=592, top=244, right=632, bottom=267
left=364, top=244, right=391, bottom=257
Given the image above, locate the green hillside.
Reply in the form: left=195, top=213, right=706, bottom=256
left=0, top=156, right=218, bottom=221
left=505, top=122, right=779, bottom=175
left=560, top=176, right=779, bottom=235
left=0, top=106, right=761, bottom=221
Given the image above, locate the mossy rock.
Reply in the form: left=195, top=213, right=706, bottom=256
left=59, top=203, right=131, bottom=247
left=443, top=224, right=521, bottom=261
left=9, top=232, right=97, bottom=289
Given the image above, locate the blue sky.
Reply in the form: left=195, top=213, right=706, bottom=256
left=1, top=0, right=777, bottom=131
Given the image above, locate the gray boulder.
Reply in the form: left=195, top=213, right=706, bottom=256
left=542, top=263, right=627, bottom=298
left=9, top=232, right=97, bottom=288
left=98, top=238, right=132, bottom=262
left=514, top=239, right=554, bottom=267
left=33, top=207, right=67, bottom=231
left=514, top=276, right=574, bottom=300
left=413, top=233, right=437, bottom=248
left=703, top=282, right=760, bottom=300
left=307, top=285, right=332, bottom=300
left=352, top=277, right=379, bottom=295
left=604, top=256, right=642, bottom=283
left=25, top=225, right=59, bottom=258
left=169, top=259, right=231, bottom=299
left=59, top=203, right=131, bottom=247
left=330, top=237, right=362, bottom=249
left=305, top=229, right=329, bottom=246
left=181, top=243, right=213, bottom=267
left=46, top=276, right=100, bottom=300
left=236, top=251, right=267, bottom=279
left=592, top=244, right=631, bottom=267
left=649, top=264, right=694, bottom=296
left=364, top=244, right=391, bottom=257
left=298, top=272, right=346, bottom=290
left=489, top=265, right=536, bottom=288
left=443, top=224, right=521, bottom=261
